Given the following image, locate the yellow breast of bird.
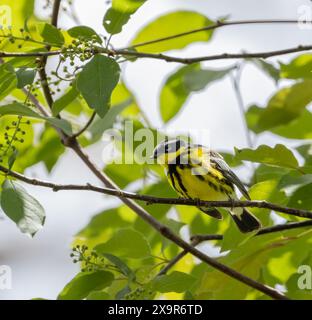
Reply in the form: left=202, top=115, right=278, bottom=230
left=166, top=164, right=233, bottom=201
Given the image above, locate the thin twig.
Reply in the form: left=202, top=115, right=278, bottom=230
left=38, top=0, right=62, bottom=111
left=0, top=51, right=60, bottom=58
left=231, top=63, right=254, bottom=148
left=126, top=19, right=301, bottom=50
left=3, top=44, right=312, bottom=65
left=71, top=111, right=96, bottom=138
left=1, top=165, right=311, bottom=220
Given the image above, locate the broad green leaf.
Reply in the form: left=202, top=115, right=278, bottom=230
left=0, top=102, right=44, bottom=118
left=104, top=163, right=144, bottom=188
left=0, top=1, right=36, bottom=50
left=152, top=271, right=197, bottom=293
left=287, top=183, right=312, bottom=210
left=280, top=54, right=312, bottom=79
left=88, top=98, right=132, bottom=140
left=21, top=127, right=65, bottom=172
left=95, top=228, right=151, bottom=259
left=0, top=63, right=17, bottom=100
left=37, top=23, right=64, bottom=46
left=131, top=11, right=214, bottom=53
left=111, top=82, right=140, bottom=117
left=184, top=66, right=234, bottom=91
left=252, top=164, right=290, bottom=183
left=102, top=253, right=136, bottom=281
left=271, top=110, right=312, bottom=139
left=247, top=179, right=287, bottom=223
left=0, top=103, right=72, bottom=135
left=219, top=152, right=243, bottom=168
left=160, top=64, right=231, bottom=122
left=251, top=59, right=280, bottom=83
left=221, top=218, right=256, bottom=252
left=297, top=144, right=312, bottom=166
left=246, top=80, right=312, bottom=133
left=235, top=144, right=299, bottom=170
left=86, top=291, right=111, bottom=300
left=103, top=0, right=146, bottom=35
left=52, top=86, right=79, bottom=116
left=15, top=68, right=36, bottom=88
left=0, top=180, right=45, bottom=236
left=46, top=117, right=73, bottom=135
left=77, top=55, right=120, bottom=118
left=57, top=271, right=114, bottom=300
left=67, top=26, right=102, bottom=43
left=278, top=173, right=312, bottom=196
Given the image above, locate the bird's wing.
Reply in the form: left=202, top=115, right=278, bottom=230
left=209, top=150, right=251, bottom=200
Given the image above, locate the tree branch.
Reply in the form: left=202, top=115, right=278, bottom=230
left=3, top=44, right=312, bottom=65
left=1, top=164, right=311, bottom=220
left=38, top=0, right=62, bottom=110
left=0, top=51, right=60, bottom=58
left=71, top=111, right=96, bottom=138
left=126, top=19, right=300, bottom=50
left=158, top=220, right=312, bottom=276
left=41, top=141, right=289, bottom=300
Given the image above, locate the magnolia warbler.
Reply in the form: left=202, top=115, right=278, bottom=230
left=152, top=139, right=261, bottom=233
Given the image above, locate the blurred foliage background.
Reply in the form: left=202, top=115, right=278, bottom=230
left=0, top=0, right=312, bottom=300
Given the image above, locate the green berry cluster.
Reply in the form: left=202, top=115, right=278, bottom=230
left=124, top=286, right=154, bottom=300
left=60, top=36, right=99, bottom=64
left=70, top=245, right=107, bottom=272
left=0, top=116, right=30, bottom=164
left=0, top=28, right=35, bottom=48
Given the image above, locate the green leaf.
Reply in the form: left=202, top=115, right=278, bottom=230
left=8, top=149, right=18, bottom=170
left=219, top=152, right=243, bottom=168
left=67, top=26, right=102, bottom=43
left=0, top=63, right=17, bottom=100
left=251, top=59, right=280, bottom=83
left=160, top=64, right=231, bottom=122
left=102, top=253, right=136, bottom=281
left=15, top=68, right=36, bottom=88
left=95, top=228, right=151, bottom=259
left=0, top=103, right=72, bottom=135
left=45, top=117, right=73, bottom=135
left=76, top=55, right=120, bottom=118
left=152, top=271, right=196, bottom=293
left=86, top=291, right=111, bottom=300
left=104, top=163, right=144, bottom=188
left=235, top=144, right=299, bottom=170
left=52, top=86, right=79, bottom=116
left=271, top=110, right=312, bottom=139
left=280, top=54, right=312, bottom=79
left=246, top=80, right=312, bottom=133
left=131, top=11, right=214, bottom=53
left=221, top=218, right=256, bottom=252
left=103, top=0, right=146, bottom=35
left=37, top=23, right=64, bottom=46
left=57, top=271, right=114, bottom=300
left=21, top=127, right=65, bottom=172
left=89, top=98, right=132, bottom=140
left=0, top=180, right=45, bottom=236
left=184, top=66, right=234, bottom=91
left=287, top=183, right=312, bottom=210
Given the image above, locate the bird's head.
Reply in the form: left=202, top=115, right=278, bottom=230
left=151, top=139, right=187, bottom=165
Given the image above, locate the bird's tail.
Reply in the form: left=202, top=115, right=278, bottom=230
left=198, top=207, right=223, bottom=220
left=229, top=207, right=261, bottom=233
